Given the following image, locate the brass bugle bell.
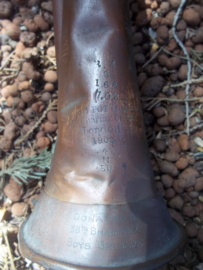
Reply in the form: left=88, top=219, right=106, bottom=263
left=19, top=0, right=187, bottom=269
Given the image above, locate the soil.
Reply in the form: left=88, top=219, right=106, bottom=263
left=0, top=0, right=203, bottom=270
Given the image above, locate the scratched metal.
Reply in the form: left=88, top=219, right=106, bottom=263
left=19, top=1, right=187, bottom=269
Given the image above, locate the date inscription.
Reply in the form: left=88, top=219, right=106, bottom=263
left=93, top=137, right=115, bottom=145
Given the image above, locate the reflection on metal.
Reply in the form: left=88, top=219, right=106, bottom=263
left=19, top=1, right=187, bottom=269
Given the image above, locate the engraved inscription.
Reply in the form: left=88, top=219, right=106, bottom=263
left=69, top=226, right=139, bottom=237
left=67, top=238, right=143, bottom=251
left=67, top=213, right=143, bottom=251
left=67, top=238, right=91, bottom=249
left=70, top=225, right=88, bottom=235
left=98, top=239, right=143, bottom=250
left=73, top=213, right=136, bottom=222
left=91, top=226, right=138, bottom=236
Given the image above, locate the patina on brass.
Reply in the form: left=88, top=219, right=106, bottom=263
left=19, top=1, right=186, bottom=269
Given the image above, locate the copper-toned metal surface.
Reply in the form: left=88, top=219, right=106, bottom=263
left=19, top=1, right=187, bottom=269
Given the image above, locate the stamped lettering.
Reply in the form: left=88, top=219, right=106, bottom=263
left=98, top=164, right=112, bottom=172
left=109, top=60, right=115, bottom=68
left=92, top=137, right=115, bottom=145
left=82, top=126, right=120, bottom=135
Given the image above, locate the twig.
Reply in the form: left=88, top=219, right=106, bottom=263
left=171, top=77, right=203, bottom=88
left=190, top=48, right=203, bottom=61
left=15, top=99, right=58, bottom=146
left=171, top=122, right=203, bottom=136
left=143, top=28, right=203, bottom=74
left=0, top=118, right=6, bottom=126
left=141, top=97, right=202, bottom=102
left=141, top=96, right=202, bottom=110
left=189, top=123, right=203, bottom=133
left=163, top=49, right=203, bottom=72
left=141, top=31, right=173, bottom=69
left=0, top=70, right=20, bottom=86
left=45, top=56, right=56, bottom=66
left=3, top=68, right=19, bottom=72
left=46, top=133, right=53, bottom=142
left=0, top=51, right=15, bottom=71
left=142, top=43, right=167, bottom=68
left=5, top=153, right=15, bottom=168
left=172, top=0, right=191, bottom=135
left=4, top=255, right=8, bottom=270
left=46, top=32, right=54, bottom=46
left=3, top=228, right=17, bottom=270
left=0, top=158, right=5, bottom=193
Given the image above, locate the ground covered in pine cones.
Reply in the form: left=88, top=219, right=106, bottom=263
left=1, top=0, right=203, bottom=269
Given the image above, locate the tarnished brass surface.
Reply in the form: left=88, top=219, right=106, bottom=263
left=19, top=1, right=186, bottom=269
